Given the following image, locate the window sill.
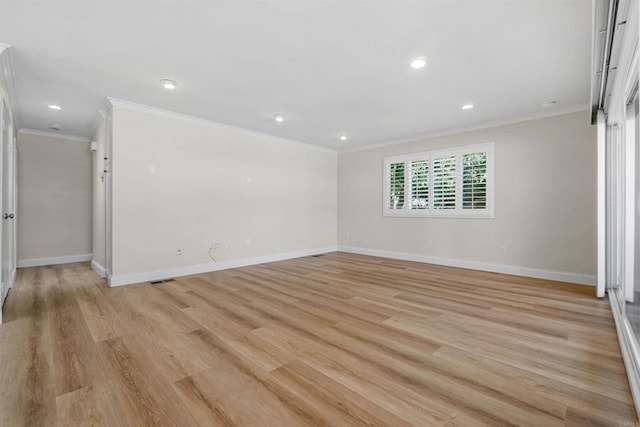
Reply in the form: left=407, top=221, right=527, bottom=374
left=383, top=211, right=494, bottom=219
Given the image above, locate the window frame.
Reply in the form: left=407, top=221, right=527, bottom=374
left=382, top=142, right=494, bottom=218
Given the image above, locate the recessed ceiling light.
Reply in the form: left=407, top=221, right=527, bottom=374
left=410, top=56, right=427, bottom=69
left=542, top=101, right=557, bottom=108
left=160, top=79, right=177, bottom=90
left=48, top=104, right=61, bottom=110
left=273, top=113, right=285, bottom=122
left=462, top=104, right=474, bottom=110
left=338, top=133, right=349, bottom=141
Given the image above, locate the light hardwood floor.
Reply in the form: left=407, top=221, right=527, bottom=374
left=0, top=252, right=635, bottom=426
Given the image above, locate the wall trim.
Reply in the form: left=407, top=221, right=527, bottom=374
left=338, top=246, right=596, bottom=286
left=106, top=97, right=337, bottom=154
left=18, top=128, right=91, bottom=143
left=108, top=246, right=337, bottom=287
left=91, top=260, right=107, bottom=278
left=18, top=254, right=93, bottom=268
left=90, top=109, right=107, bottom=134
left=339, top=103, right=590, bottom=153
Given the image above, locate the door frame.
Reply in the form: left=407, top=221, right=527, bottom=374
left=0, top=89, right=15, bottom=324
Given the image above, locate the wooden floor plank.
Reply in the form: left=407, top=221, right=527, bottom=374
left=74, top=280, right=130, bottom=343
left=177, top=329, right=308, bottom=426
left=118, top=309, right=209, bottom=382
left=48, top=284, right=100, bottom=396
left=98, top=335, right=199, bottom=426
left=55, top=384, right=120, bottom=427
left=433, top=345, right=636, bottom=422
left=0, top=254, right=636, bottom=425
left=267, top=359, right=415, bottom=427
left=0, top=275, right=55, bottom=427
left=252, top=324, right=462, bottom=425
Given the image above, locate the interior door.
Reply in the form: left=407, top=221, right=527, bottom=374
left=0, top=98, right=6, bottom=318
left=1, top=97, right=14, bottom=301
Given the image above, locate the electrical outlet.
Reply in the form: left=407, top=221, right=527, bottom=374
left=499, top=246, right=506, bottom=255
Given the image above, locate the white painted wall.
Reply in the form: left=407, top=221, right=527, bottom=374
left=338, top=111, right=597, bottom=283
left=17, top=130, right=92, bottom=264
left=109, top=103, right=337, bottom=280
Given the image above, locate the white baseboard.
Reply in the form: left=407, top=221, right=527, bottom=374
left=17, top=254, right=93, bottom=268
left=108, top=246, right=338, bottom=287
left=338, top=246, right=596, bottom=286
left=91, top=260, right=107, bottom=278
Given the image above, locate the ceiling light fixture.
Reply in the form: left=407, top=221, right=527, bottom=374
left=338, top=133, right=349, bottom=141
left=273, top=113, right=285, bottom=122
left=160, top=79, right=177, bottom=90
left=48, top=104, right=61, bottom=110
left=410, top=56, right=427, bottom=69
left=462, top=104, right=474, bottom=110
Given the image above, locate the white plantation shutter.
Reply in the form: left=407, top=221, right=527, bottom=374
left=383, top=143, right=493, bottom=218
left=410, top=160, right=429, bottom=209
left=432, top=156, right=456, bottom=210
left=462, top=152, right=488, bottom=209
left=386, top=161, right=406, bottom=210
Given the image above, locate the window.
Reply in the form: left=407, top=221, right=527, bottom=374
left=383, top=142, right=494, bottom=217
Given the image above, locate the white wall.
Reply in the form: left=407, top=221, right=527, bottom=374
left=17, top=130, right=92, bottom=264
left=109, top=103, right=337, bottom=282
left=338, top=111, right=597, bottom=283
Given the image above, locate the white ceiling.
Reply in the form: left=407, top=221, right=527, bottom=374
left=0, top=0, right=592, bottom=150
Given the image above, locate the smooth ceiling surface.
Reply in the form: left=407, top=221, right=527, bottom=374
left=0, top=1, right=591, bottom=150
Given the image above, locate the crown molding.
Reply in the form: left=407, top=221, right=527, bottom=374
left=90, top=109, right=107, bottom=134
left=0, top=43, right=19, bottom=128
left=18, top=128, right=91, bottom=143
left=106, top=97, right=338, bottom=154
left=339, top=103, right=590, bottom=154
